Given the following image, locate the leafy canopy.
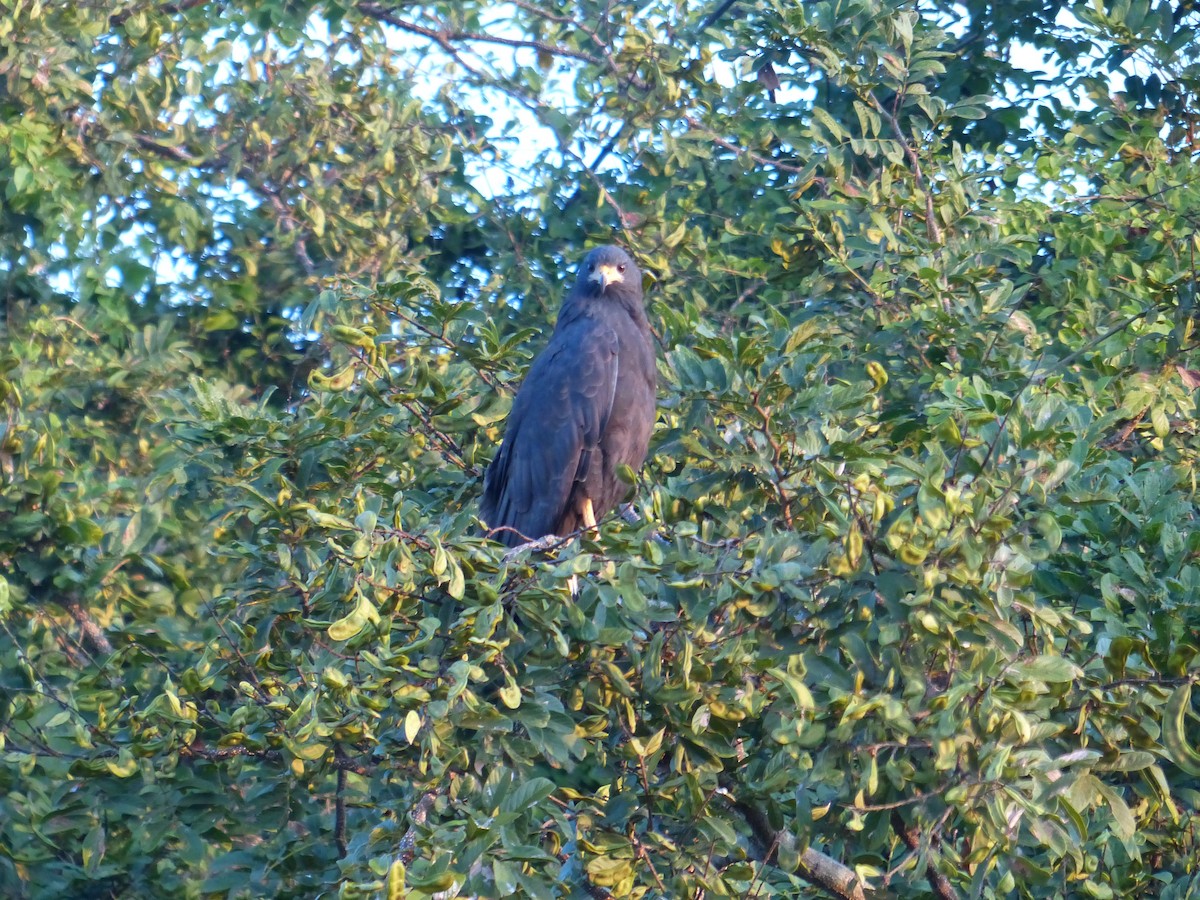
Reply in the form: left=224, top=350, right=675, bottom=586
left=2, top=1, right=1200, bottom=898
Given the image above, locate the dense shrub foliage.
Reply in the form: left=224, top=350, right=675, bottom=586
left=2, top=1, right=1200, bottom=897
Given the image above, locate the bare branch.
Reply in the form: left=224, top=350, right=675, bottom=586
left=180, top=742, right=372, bottom=775
left=685, top=116, right=808, bottom=174
left=683, top=116, right=864, bottom=198
left=697, top=0, right=743, bottom=34
left=868, top=93, right=942, bottom=244
left=506, top=0, right=612, bottom=56
left=561, top=123, right=628, bottom=213
left=729, top=277, right=766, bottom=312
left=732, top=797, right=868, bottom=900
left=356, top=2, right=645, bottom=89
left=109, top=0, right=208, bottom=27
left=335, top=750, right=349, bottom=859
left=134, top=134, right=196, bottom=163
left=66, top=600, right=114, bottom=656
left=891, top=811, right=959, bottom=900
left=129, top=132, right=320, bottom=275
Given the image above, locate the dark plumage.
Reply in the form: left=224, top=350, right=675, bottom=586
left=481, top=245, right=657, bottom=547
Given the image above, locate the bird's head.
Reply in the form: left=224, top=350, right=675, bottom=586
left=577, top=245, right=640, bottom=298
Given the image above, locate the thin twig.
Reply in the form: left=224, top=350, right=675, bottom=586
left=109, top=0, right=207, bottom=27
left=697, top=0, right=743, bottom=34
left=869, top=92, right=942, bottom=245
left=684, top=117, right=808, bottom=174
left=729, top=278, right=766, bottom=312
left=335, top=749, right=349, bottom=859
left=751, top=398, right=794, bottom=527
left=180, top=742, right=372, bottom=774
left=559, top=123, right=631, bottom=218
left=357, top=2, right=645, bottom=90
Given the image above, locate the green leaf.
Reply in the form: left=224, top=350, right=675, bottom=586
left=447, top=559, right=465, bottom=600
left=1010, top=655, right=1081, bottom=684
left=1163, top=683, right=1200, bottom=776
left=386, top=860, right=406, bottom=900
left=106, top=751, right=138, bottom=778
left=1093, top=780, right=1136, bottom=841
left=404, top=709, right=421, bottom=744
left=327, top=592, right=379, bottom=641
left=203, top=309, right=240, bottom=331
left=82, top=824, right=106, bottom=874
left=501, top=777, right=555, bottom=814
left=499, top=674, right=521, bottom=709
left=784, top=319, right=820, bottom=355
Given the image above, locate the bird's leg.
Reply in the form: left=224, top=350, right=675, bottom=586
left=565, top=500, right=601, bottom=599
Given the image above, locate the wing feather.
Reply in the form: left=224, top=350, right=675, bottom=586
left=481, top=316, right=618, bottom=546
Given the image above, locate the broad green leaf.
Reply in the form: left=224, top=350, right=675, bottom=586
left=1010, top=656, right=1082, bottom=684
left=1163, top=684, right=1200, bottom=776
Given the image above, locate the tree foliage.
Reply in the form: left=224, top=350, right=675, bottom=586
left=3, top=0, right=1200, bottom=897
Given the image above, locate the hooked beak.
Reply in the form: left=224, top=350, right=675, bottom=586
left=589, top=263, right=624, bottom=291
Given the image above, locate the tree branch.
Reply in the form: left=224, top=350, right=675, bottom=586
left=66, top=600, right=114, bottom=657
left=683, top=116, right=862, bottom=196
left=891, top=811, right=958, bottom=900
left=732, top=798, right=868, bottom=900
left=109, top=0, right=208, bottom=27
left=129, top=132, right=321, bottom=275
left=180, top=742, right=373, bottom=775
left=356, top=2, right=645, bottom=89
left=697, top=0, right=743, bottom=34
left=133, top=134, right=196, bottom=163
left=560, top=123, right=627, bottom=213
left=869, top=93, right=942, bottom=244
left=506, top=0, right=618, bottom=62
left=685, top=117, right=808, bottom=174
left=335, top=752, right=349, bottom=859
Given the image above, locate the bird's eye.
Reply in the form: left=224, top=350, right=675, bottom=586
left=587, top=263, right=594, bottom=272
left=618, top=264, right=626, bottom=273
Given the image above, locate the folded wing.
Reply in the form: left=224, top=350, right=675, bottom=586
left=481, top=317, right=619, bottom=546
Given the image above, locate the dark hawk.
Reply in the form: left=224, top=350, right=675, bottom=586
left=481, top=245, right=657, bottom=547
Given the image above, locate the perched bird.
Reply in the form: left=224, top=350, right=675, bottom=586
left=481, top=245, right=657, bottom=548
